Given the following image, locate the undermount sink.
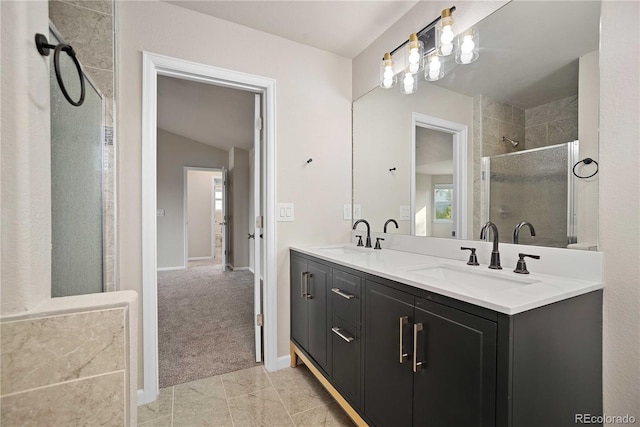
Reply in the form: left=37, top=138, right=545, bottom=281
left=315, top=245, right=370, bottom=256
left=407, top=265, right=540, bottom=292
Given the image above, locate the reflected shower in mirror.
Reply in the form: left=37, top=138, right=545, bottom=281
left=353, top=1, right=600, bottom=249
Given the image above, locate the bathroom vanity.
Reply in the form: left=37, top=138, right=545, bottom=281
left=289, top=243, right=603, bottom=427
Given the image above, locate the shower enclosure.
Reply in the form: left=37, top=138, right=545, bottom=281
left=481, top=141, right=578, bottom=248
left=49, top=26, right=105, bottom=297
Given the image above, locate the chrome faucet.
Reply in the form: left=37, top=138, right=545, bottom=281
left=353, top=219, right=372, bottom=248
left=513, top=221, right=536, bottom=244
left=384, top=219, right=399, bottom=233
left=480, top=221, right=502, bottom=269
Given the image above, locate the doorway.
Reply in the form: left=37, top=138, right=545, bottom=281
left=141, top=53, right=277, bottom=404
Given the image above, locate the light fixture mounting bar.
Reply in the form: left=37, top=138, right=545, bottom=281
left=384, top=5, right=456, bottom=59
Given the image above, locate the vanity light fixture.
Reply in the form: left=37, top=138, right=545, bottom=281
left=379, top=6, right=480, bottom=95
left=406, top=33, right=424, bottom=74
left=425, top=51, right=444, bottom=81
left=455, top=27, right=479, bottom=64
left=437, top=8, right=455, bottom=56
left=400, top=69, right=418, bottom=94
left=380, top=52, right=397, bottom=89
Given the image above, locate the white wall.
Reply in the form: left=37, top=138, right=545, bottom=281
left=229, top=147, right=250, bottom=268
left=599, top=1, right=640, bottom=417
left=0, top=0, right=52, bottom=315
left=157, top=129, right=228, bottom=269
left=187, top=170, right=219, bottom=259
left=117, top=0, right=352, bottom=388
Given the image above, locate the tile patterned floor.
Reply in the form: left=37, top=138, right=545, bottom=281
left=138, top=365, right=355, bottom=427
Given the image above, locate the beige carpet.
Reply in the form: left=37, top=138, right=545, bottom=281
left=158, top=260, right=260, bottom=388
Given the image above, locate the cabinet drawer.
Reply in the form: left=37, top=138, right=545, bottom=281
left=331, top=269, right=361, bottom=325
left=331, top=315, right=361, bottom=408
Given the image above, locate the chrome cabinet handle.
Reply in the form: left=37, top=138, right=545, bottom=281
left=331, top=288, right=355, bottom=300
left=399, top=316, right=409, bottom=363
left=304, top=272, right=313, bottom=299
left=413, top=323, right=423, bottom=373
left=301, top=272, right=309, bottom=298
left=331, top=327, right=355, bottom=343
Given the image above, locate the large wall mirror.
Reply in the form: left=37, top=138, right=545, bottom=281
left=353, top=1, right=601, bottom=249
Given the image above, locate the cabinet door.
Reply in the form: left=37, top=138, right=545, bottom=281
left=331, top=315, right=360, bottom=408
left=307, top=260, right=330, bottom=371
left=364, top=280, right=414, bottom=427
left=413, top=298, right=497, bottom=427
left=290, top=255, right=309, bottom=348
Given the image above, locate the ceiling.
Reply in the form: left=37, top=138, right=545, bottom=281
left=157, top=76, right=256, bottom=151
left=164, top=0, right=419, bottom=59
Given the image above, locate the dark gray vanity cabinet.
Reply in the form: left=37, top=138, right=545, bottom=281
left=330, top=269, right=362, bottom=409
left=290, top=254, right=331, bottom=373
left=364, top=279, right=497, bottom=427
left=289, top=250, right=602, bottom=427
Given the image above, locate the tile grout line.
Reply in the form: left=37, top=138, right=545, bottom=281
left=1, top=369, right=125, bottom=398
left=58, top=0, right=113, bottom=17
left=264, top=367, right=297, bottom=426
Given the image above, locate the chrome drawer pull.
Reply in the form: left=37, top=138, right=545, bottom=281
left=331, top=327, right=355, bottom=343
left=331, top=288, right=355, bottom=300
left=399, top=316, right=409, bottom=363
left=413, top=323, right=423, bottom=373
left=300, top=272, right=308, bottom=298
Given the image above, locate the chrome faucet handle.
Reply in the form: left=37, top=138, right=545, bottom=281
left=514, top=253, right=541, bottom=274
left=374, top=237, right=385, bottom=250
left=460, top=247, right=479, bottom=266
left=355, top=235, right=364, bottom=247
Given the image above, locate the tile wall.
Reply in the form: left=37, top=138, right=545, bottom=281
left=1, top=308, right=129, bottom=426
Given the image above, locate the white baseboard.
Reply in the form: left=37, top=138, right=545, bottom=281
left=277, top=355, right=291, bottom=370
left=232, top=266, right=251, bottom=271
left=157, top=265, right=185, bottom=272
left=188, top=256, right=214, bottom=261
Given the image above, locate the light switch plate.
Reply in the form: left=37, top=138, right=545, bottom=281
left=157, top=209, right=165, bottom=217
left=399, top=205, right=410, bottom=221
left=277, top=203, right=294, bottom=222
left=343, top=204, right=352, bottom=220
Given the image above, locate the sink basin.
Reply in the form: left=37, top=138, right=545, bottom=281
left=407, top=265, right=539, bottom=292
left=315, top=246, right=370, bottom=256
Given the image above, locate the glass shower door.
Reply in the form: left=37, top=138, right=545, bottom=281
left=482, top=141, right=578, bottom=248
left=50, top=28, right=104, bottom=297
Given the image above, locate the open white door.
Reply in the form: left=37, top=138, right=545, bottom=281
left=221, top=167, right=229, bottom=272
left=253, top=94, right=263, bottom=362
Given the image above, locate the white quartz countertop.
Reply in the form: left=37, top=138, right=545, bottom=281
left=290, top=244, right=603, bottom=315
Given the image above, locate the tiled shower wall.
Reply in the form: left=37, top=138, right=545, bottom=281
left=473, top=94, right=579, bottom=240
left=49, top=0, right=116, bottom=291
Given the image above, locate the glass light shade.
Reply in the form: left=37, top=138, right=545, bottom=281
left=437, top=8, right=455, bottom=56
left=380, top=52, right=397, bottom=89
left=455, top=28, right=479, bottom=64
left=424, top=53, right=444, bottom=81
left=400, top=70, right=418, bottom=95
left=405, top=33, right=424, bottom=74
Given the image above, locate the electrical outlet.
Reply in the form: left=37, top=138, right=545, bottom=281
left=399, top=205, right=410, bottom=221
left=343, top=204, right=352, bottom=220
left=157, top=209, right=165, bottom=217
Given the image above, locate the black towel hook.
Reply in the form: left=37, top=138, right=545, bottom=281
left=572, top=157, right=599, bottom=179
left=35, top=33, right=85, bottom=107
